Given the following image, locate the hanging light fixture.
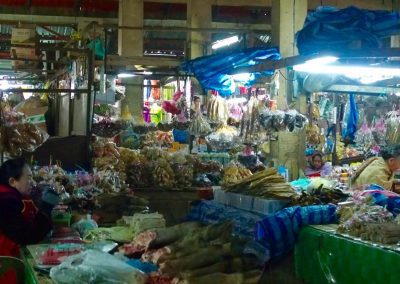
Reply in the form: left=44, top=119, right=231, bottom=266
left=293, top=56, right=400, bottom=84
left=212, top=35, right=240, bottom=50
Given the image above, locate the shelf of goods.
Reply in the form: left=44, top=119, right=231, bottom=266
left=295, top=225, right=400, bottom=284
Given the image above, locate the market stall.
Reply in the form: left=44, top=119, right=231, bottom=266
left=3, top=5, right=400, bottom=284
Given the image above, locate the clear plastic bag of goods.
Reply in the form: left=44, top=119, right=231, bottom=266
left=50, top=249, right=146, bottom=284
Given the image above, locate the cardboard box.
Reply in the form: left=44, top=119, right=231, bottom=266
left=10, top=46, right=39, bottom=69
left=21, top=106, right=48, bottom=133
left=11, top=28, right=36, bottom=46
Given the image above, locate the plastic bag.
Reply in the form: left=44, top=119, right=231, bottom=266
left=260, top=110, right=307, bottom=132
left=206, top=95, right=229, bottom=123
left=371, top=117, right=386, bottom=146
left=72, top=215, right=98, bottom=237
left=385, top=110, right=400, bottom=144
left=354, top=119, right=374, bottom=149
left=2, top=123, right=49, bottom=156
left=205, top=124, right=241, bottom=151
left=92, top=119, right=125, bottom=138
left=50, top=250, right=146, bottom=284
left=14, top=96, right=47, bottom=112
left=188, top=114, right=212, bottom=136
left=342, top=94, right=358, bottom=142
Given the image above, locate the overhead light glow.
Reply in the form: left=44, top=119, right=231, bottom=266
left=117, top=73, right=136, bottom=78
left=304, top=56, right=338, bottom=66
left=231, top=73, right=254, bottom=82
left=143, top=71, right=153, bottom=75
left=212, top=35, right=239, bottom=50
left=294, top=63, right=400, bottom=84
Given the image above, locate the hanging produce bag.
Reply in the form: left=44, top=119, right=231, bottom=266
left=2, top=122, right=49, bottom=157
left=342, top=94, right=358, bottom=142
left=386, top=110, right=400, bottom=145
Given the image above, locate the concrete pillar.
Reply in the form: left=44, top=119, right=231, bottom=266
left=118, top=0, right=143, bottom=56
left=187, top=0, right=212, bottom=59
left=391, top=0, right=400, bottom=48
left=271, top=0, right=307, bottom=179
left=118, top=0, right=144, bottom=123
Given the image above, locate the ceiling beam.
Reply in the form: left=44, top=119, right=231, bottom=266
left=143, top=0, right=271, bottom=6
left=307, top=0, right=393, bottom=10
left=0, top=14, right=117, bottom=26
left=106, top=55, right=181, bottom=73
left=0, top=14, right=270, bottom=33
left=145, top=0, right=394, bottom=9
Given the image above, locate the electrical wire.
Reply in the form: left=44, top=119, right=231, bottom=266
left=278, top=69, right=297, bottom=82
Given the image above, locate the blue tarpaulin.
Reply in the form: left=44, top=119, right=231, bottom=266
left=342, top=93, right=358, bottom=141
left=181, top=48, right=280, bottom=96
left=296, top=6, right=400, bottom=55
left=256, top=205, right=337, bottom=258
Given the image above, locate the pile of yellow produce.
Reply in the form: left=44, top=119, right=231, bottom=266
left=153, top=159, right=175, bottom=189
left=224, top=168, right=295, bottom=199
left=223, top=162, right=252, bottom=185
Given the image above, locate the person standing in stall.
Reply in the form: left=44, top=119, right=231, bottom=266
left=0, top=158, right=60, bottom=283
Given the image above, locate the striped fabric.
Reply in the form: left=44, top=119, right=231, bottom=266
left=256, top=205, right=337, bottom=258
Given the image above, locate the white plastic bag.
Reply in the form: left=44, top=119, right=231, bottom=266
left=50, top=250, right=146, bottom=284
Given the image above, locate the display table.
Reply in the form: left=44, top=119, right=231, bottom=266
left=295, top=225, right=400, bottom=284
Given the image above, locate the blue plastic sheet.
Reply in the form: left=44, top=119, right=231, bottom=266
left=126, top=259, right=158, bottom=274
left=256, top=205, right=337, bottom=258
left=187, top=200, right=264, bottom=238
left=296, top=6, right=400, bottom=55
left=187, top=200, right=271, bottom=263
left=361, top=187, right=400, bottom=216
left=181, top=48, right=280, bottom=96
left=342, top=93, right=358, bottom=141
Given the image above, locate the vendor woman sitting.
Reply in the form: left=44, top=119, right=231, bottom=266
left=305, top=151, right=332, bottom=178
left=352, top=145, right=400, bottom=191
left=0, top=158, right=60, bottom=283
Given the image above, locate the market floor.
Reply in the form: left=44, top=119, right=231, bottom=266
left=259, top=253, right=304, bottom=284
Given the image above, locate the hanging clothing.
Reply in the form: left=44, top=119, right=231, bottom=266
left=143, top=106, right=151, bottom=124
left=353, top=157, right=394, bottom=190
left=150, top=104, right=163, bottom=125
left=162, top=88, right=174, bottom=101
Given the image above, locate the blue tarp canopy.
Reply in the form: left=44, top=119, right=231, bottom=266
left=181, top=47, right=280, bottom=97
left=296, top=6, right=400, bottom=55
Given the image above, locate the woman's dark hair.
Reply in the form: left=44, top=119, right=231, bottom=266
left=381, top=145, right=400, bottom=160
left=0, top=158, right=27, bottom=186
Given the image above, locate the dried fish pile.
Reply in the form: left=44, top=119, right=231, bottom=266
left=358, top=223, right=400, bottom=244
left=224, top=168, right=295, bottom=200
